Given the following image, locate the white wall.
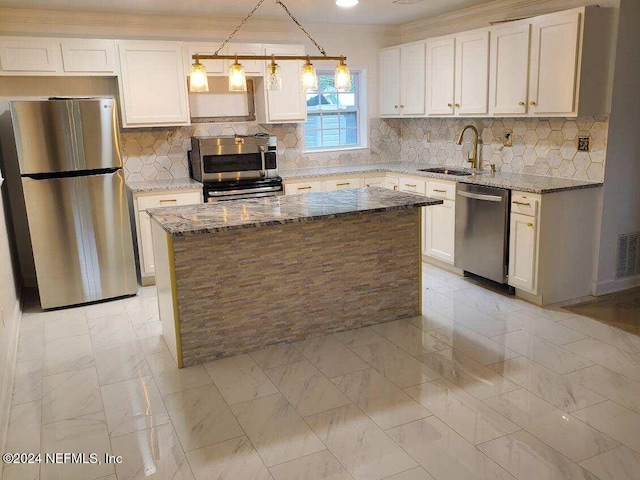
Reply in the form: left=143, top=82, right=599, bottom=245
left=594, top=0, right=640, bottom=294
left=0, top=181, right=20, bottom=463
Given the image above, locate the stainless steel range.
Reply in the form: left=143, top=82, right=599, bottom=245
left=189, top=134, right=283, bottom=202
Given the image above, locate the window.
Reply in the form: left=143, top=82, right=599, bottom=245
left=304, top=71, right=363, bottom=151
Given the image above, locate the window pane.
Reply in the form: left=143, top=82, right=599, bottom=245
left=305, top=130, right=320, bottom=148
left=322, top=130, right=341, bottom=147
left=306, top=94, right=320, bottom=110
left=339, top=112, right=358, bottom=129
left=338, top=93, right=356, bottom=109
left=321, top=113, right=340, bottom=130
left=343, top=128, right=358, bottom=145
left=305, top=114, right=321, bottom=130
left=319, top=74, right=336, bottom=93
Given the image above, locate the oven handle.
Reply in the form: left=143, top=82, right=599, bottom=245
left=259, top=145, right=266, bottom=178
left=207, top=185, right=282, bottom=197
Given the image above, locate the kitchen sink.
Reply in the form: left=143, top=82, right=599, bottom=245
left=418, top=167, right=473, bottom=176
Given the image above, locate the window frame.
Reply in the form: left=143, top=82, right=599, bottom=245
left=303, top=68, right=368, bottom=153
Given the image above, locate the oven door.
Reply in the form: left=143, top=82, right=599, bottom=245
left=205, top=185, right=283, bottom=202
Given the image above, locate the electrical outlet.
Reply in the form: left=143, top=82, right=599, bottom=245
left=425, top=130, right=431, bottom=143
left=578, top=136, right=591, bottom=152
left=502, top=131, right=514, bottom=147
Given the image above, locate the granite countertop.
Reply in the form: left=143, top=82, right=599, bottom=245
left=279, top=163, right=602, bottom=194
left=147, top=187, right=441, bottom=236
left=126, top=178, right=203, bottom=194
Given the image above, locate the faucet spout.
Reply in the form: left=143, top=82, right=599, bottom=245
left=456, top=125, right=481, bottom=171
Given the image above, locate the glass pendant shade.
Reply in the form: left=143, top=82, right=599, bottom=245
left=189, top=60, right=209, bottom=92
left=334, top=58, right=351, bottom=91
left=228, top=61, right=247, bottom=92
left=335, top=0, right=358, bottom=6
left=266, top=61, right=283, bottom=91
left=301, top=59, right=318, bottom=91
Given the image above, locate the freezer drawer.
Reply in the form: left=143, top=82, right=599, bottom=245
left=454, top=183, right=510, bottom=284
left=22, top=170, right=137, bottom=309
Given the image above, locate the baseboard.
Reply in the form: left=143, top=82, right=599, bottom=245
left=0, top=298, right=21, bottom=472
left=594, top=275, right=640, bottom=296
left=422, top=255, right=464, bottom=275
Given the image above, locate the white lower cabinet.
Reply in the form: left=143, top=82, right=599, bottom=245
left=398, top=177, right=426, bottom=195
left=508, top=212, right=538, bottom=292
left=364, top=176, right=385, bottom=188
left=384, top=177, right=399, bottom=191
left=132, top=189, right=202, bottom=285
left=423, top=180, right=456, bottom=264
left=284, top=181, right=324, bottom=195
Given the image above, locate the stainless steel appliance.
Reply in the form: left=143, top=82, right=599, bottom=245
left=10, top=98, right=137, bottom=309
left=189, top=134, right=283, bottom=202
left=454, top=183, right=510, bottom=284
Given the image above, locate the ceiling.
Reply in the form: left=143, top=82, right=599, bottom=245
left=0, top=0, right=495, bottom=25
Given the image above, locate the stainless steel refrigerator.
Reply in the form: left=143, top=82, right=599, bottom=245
left=10, top=98, right=137, bottom=309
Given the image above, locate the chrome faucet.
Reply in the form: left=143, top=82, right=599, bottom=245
left=456, top=125, right=481, bottom=172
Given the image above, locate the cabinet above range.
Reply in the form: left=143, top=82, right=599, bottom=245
left=379, top=6, right=615, bottom=119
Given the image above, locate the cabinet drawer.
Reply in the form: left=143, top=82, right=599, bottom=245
left=284, top=181, right=324, bottom=195
left=511, top=193, right=539, bottom=217
left=426, top=180, right=456, bottom=200
left=325, top=177, right=363, bottom=191
left=398, top=177, right=426, bottom=195
left=137, top=191, right=202, bottom=211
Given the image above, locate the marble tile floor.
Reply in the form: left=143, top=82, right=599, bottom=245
left=4, top=263, right=640, bottom=480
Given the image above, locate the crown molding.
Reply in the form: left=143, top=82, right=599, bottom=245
left=0, top=7, right=399, bottom=42
left=400, top=0, right=616, bottom=41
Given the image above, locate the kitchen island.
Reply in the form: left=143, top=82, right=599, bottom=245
left=148, top=187, right=441, bottom=367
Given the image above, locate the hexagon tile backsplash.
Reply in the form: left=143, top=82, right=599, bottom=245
left=120, top=116, right=608, bottom=183
left=391, top=116, right=608, bottom=182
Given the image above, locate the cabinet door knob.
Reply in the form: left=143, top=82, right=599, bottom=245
left=529, top=101, right=537, bottom=106
left=455, top=103, right=460, bottom=108
left=527, top=222, right=533, bottom=227
left=400, top=104, right=405, bottom=108
left=447, top=103, right=453, bottom=107
left=519, top=101, right=525, bottom=106
left=394, top=105, right=399, bottom=109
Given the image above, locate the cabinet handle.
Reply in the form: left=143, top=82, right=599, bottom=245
left=400, top=104, right=405, bottom=108
left=394, top=105, right=399, bottom=109
left=393, top=185, right=398, bottom=190
left=527, top=222, right=533, bottom=227
left=519, top=101, right=525, bottom=106
left=447, top=103, right=453, bottom=107
left=455, top=103, right=460, bottom=108
left=159, top=199, right=177, bottom=205
left=433, top=189, right=447, bottom=193
left=336, top=182, right=350, bottom=186
left=529, top=101, right=537, bottom=106
left=297, top=186, right=312, bottom=191
left=405, top=184, right=417, bottom=188
left=513, top=201, right=531, bottom=206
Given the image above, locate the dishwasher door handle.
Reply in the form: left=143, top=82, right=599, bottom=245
left=457, top=190, right=504, bottom=202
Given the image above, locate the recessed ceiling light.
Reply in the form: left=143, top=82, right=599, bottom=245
left=336, top=0, right=358, bottom=7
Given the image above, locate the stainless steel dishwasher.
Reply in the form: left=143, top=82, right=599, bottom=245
left=454, top=183, right=510, bottom=284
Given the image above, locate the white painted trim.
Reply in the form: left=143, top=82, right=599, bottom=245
left=594, top=275, right=640, bottom=296
left=0, top=297, right=21, bottom=471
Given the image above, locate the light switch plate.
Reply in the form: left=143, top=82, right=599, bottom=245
left=577, top=136, right=591, bottom=152
left=502, top=131, right=513, bottom=147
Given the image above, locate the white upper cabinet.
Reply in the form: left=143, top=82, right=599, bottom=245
left=454, top=30, right=489, bottom=116
left=255, top=44, right=306, bottom=124
left=61, top=39, right=117, bottom=74
left=489, top=23, right=530, bottom=115
left=0, top=37, right=61, bottom=74
left=528, top=9, right=581, bottom=115
left=379, top=47, right=401, bottom=116
left=425, top=37, right=455, bottom=116
left=379, top=42, right=425, bottom=117
left=117, top=40, right=190, bottom=128
left=185, top=42, right=264, bottom=77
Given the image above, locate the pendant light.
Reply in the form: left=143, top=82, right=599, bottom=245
left=336, top=0, right=359, bottom=6
left=301, top=57, right=318, bottom=91
left=334, top=56, right=351, bottom=91
left=188, top=0, right=351, bottom=93
left=266, top=56, right=283, bottom=91
left=189, top=55, right=209, bottom=92
left=228, top=57, right=247, bottom=92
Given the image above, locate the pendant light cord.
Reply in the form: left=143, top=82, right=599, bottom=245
left=275, top=0, right=327, bottom=56
left=213, top=0, right=327, bottom=57
left=214, top=0, right=267, bottom=55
